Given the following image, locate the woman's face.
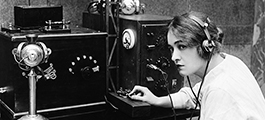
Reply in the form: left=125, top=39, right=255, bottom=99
left=167, top=29, right=206, bottom=76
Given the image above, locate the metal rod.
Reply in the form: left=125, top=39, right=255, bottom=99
left=105, top=0, right=110, bottom=93
left=28, top=69, right=37, bottom=115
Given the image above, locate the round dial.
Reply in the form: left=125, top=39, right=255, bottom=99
left=121, top=0, right=136, bottom=15
left=68, top=55, right=100, bottom=80
left=121, top=6, right=136, bottom=15
left=122, top=29, right=136, bottom=49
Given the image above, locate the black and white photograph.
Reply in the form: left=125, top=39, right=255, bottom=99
left=0, top=0, right=264, bottom=120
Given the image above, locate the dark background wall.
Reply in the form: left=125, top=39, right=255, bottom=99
left=0, top=0, right=255, bottom=86
left=0, top=0, right=254, bottom=66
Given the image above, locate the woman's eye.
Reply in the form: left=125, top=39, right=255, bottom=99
left=178, top=45, right=187, bottom=50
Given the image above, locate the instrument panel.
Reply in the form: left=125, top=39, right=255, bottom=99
left=118, top=15, right=183, bottom=96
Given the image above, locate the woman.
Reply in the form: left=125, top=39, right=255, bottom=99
left=128, top=11, right=265, bottom=120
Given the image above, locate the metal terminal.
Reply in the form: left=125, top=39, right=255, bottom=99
left=0, top=87, right=7, bottom=94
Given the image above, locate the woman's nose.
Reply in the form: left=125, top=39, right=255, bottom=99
left=171, top=49, right=180, bottom=62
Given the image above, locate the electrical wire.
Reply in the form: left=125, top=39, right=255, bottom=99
left=160, top=70, right=177, bottom=120
left=13, top=53, right=30, bottom=71
left=187, top=76, right=201, bottom=107
left=147, top=64, right=177, bottom=120
left=188, top=52, right=213, bottom=120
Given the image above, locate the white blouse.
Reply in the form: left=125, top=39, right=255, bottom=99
left=171, top=53, right=265, bottom=120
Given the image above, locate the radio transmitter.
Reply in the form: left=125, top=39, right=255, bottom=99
left=118, top=14, right=183, bottom=96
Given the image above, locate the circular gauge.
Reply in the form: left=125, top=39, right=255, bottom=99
left=122, top=29, right=136, bottom=49
left=120, top=0, right=137, bottom=15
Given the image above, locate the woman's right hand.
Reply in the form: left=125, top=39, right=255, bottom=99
left=128, top=85, right=160, bottom=105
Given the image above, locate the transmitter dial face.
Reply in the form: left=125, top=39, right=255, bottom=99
left=121, top=5, right=136, bottom=15
left=122, top=29, right=136, bottom=49
left=121, top=0, right=137, bottom=15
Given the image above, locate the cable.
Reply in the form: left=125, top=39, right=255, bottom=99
left=160, top=69, right=177, bottom=120
left=187, top=76, right=201, bottom=107
left=188, top=52, right=213, bottom=120
left=147, top=64, right=177, bottom=120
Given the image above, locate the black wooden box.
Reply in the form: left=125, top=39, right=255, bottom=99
left=14, top=5, right=63, bottom=29
left=0, top=28, right=108, bottom=119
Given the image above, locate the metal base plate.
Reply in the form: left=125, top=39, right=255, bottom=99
left=18, top=114, right=49, bottom=120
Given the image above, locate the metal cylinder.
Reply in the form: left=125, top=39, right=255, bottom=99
left=29, top=69, right=37, bottom=115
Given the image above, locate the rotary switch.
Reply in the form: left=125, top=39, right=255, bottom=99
left=68, top=55, right=100, bottom=79
left=156, top=56, right=170, bottom=68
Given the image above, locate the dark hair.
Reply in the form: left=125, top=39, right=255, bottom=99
left=168, top=11, right=224, bottom=60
